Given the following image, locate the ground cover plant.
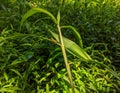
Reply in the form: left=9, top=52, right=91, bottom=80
left=0, top=0, right=120, bottom=93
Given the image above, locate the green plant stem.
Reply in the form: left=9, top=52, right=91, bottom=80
left=57, top=23, right=75, bottom=93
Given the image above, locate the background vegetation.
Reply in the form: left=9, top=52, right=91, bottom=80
left=0, top=0, right=120, bottom=92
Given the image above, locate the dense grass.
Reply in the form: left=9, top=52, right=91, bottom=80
left=0, top=0, right=120, bottom=92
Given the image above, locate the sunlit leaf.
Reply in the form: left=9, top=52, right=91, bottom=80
left=3, top=72, right=8, bottom=81
left=57, top=10, right=60, bottom=24
left=50, top=31, right=92, bottom=61
left=10, top=60, right=24, bottom=66
left=46, top=84, right=49, bottom=93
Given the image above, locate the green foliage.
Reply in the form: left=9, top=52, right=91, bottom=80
left=61, top=26, right=83, bottom=48
left=20, top=8, right=57, bottom=28
left=50, top=31, right=91, bottom=61
left=0, top=0, right=120, bottom=92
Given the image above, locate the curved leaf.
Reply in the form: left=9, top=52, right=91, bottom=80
left=10, top=69, right=22, bottom=78
left=61, top=25, right=83, bottom=48
left=50, top=31, right=92, bottom=61
left=20, top=8, right=57, bottom=29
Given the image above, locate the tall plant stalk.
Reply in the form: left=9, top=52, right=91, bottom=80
left=57, top=11, right=75, bottom=93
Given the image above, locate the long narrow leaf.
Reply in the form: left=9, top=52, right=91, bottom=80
left=57, top=10, right=60, bottom=24
left=50, top=31, right=92, bottom=61
left=61, top=25, right=83, bottom=48
left=10, top=69, right=22, bottom=78
left=93, top=60, right=120, bottom=80
left=20, top=8, right=57, bottom=28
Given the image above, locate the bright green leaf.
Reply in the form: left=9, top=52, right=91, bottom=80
left=50, top=31, right=92, bottom=61
left=57, top=10, right=60, bottom=24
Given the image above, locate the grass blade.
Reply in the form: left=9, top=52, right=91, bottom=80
left=10, top=69, right=22, bottom=78
left=93, top=60, right=120, bottom=80
left=57, top=10, right=60, bottom=24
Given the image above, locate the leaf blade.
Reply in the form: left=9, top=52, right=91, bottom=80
left=20, top=8, right=57, bottom=29
left=50, top=31, right=92, bottom=61
left=61, top=25, right=83, bottom=48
